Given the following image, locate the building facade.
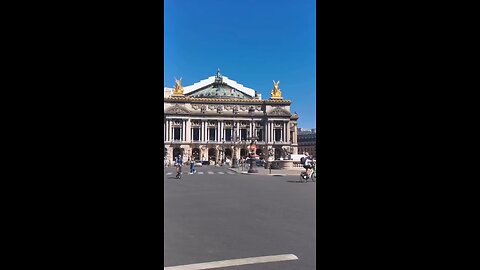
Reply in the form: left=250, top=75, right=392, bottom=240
left=164, top=70, right=299, bottom=163
left=297, top=128, right=316, bottom=158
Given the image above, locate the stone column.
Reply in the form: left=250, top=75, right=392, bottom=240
left=286, top=122, right=291, bottom=143
left=180, top=120, right=183, bottom=142
left=265, top=121, right=268, bottom=143
left=205, top=121, right=208, bottom=142
left=186, top=119, right=191, bottom=142
left=293, top=125, right=298, bottom=143
left=270, top=122, right=273, bottom=142
left=271, top=123, right=274, bottom=142
left=266, top=122, right=269, bottom=143
left=236, top=121, right=240, bottom=141
left=183, top=120, right=187, bottom=142
left=165, top=120, right=168, bottom=141
left=219, top=121, right=223, bottom=141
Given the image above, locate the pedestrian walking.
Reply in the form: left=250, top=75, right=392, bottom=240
left=189, top=156, right=196, bottom=174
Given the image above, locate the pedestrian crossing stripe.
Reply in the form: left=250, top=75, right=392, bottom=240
left=165, top=171, right=236, bottom=175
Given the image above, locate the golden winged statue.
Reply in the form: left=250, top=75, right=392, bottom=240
left=270, top=80, right=282, bottom=99
left=173, top=77, right=184, bottom=95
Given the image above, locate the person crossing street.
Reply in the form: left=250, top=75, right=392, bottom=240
left=189, top=156, right=196, bottom=174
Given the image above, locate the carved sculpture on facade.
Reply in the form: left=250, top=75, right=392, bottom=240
left=165, top=104, right=190, bottom=114
left=267, top=107, right=291, bottom=116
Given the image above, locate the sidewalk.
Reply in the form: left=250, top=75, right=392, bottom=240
left=228, top=166, right=303, bottom=177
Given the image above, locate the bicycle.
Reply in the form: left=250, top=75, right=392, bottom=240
left=300, top=165, right=315, bottom=183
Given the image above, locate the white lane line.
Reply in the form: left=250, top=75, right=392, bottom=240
left=166, top=172, right=172, bottom=175
left=218, top=172, right=225, bottom=174
left=198, top=172, right=204, bottom=174
left=208, top=172, right=214, bottom=174
left=164, top=254, right=298, bottom=270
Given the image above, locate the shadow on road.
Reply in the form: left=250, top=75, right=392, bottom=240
left=286, top=180, right=305, bottom=183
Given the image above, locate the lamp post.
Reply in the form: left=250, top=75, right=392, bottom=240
left=221, top=139, right=225, bottom=166
left=231, top=123, right=238, bottom=168
left=240, top=139, right=247, bottom=171
left=248, top=106, right=258, bottom=173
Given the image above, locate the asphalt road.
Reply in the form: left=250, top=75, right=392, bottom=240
left=164, top=165, right=316, bottom=270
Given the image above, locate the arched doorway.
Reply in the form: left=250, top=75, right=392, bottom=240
left=225, top=148, right=232, bottom=159
left=192, top=148, right=200, bottom=160
left=208, top=148, right=216, bottom=162
left=173, top=148, right=182, bottom=161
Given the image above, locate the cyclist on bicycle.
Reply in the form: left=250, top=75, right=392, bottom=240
left=303, top=155, right=314, bottom=179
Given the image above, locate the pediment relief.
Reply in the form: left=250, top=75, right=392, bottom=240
left=267, top=107, right=291, bottom=116
left=186, top=85, right=253, bottom=99
left=165, top=104, right=190, bottom=115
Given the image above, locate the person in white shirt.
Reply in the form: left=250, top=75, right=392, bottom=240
left=303, top=155, right=313, bottom=178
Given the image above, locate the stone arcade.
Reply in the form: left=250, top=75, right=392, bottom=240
left=164, top=70, right=299, bottom=165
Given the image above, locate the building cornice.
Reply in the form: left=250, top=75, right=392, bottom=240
left=164, top=96, right=291, bottom=105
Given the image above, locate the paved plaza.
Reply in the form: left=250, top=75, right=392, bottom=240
left=164, top=165, right=316, bottom=270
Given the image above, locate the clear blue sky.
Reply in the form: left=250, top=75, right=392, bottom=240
left=164, top=0, right=316, bottom=129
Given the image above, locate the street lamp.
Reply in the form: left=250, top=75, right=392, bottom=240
left=231, top=123, right=238, bottom=168
left=221, top=139, right=225, bottom=166
left=247, top=106, right=258, bottom=173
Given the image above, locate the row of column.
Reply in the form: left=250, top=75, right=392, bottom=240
left=164, top=119, right=291, bottom=143
left=164, top=119, right=189, bottom=141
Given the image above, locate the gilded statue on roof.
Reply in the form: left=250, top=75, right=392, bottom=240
left=173, top=77, right=184, bottom=95
left=271, top=80, right=282, bottom=99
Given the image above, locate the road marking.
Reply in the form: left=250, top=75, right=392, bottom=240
left=166, top=172, right=172, bottom=175
left=164, top=254, right=298, bottom=270
left=218, top=172, right=225, bottom=174
left=208, top=172, right=214, bottom=174
left=198, top=172, right=204, bottom=174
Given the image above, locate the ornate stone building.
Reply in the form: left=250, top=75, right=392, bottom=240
left=164, top=70, right=299, bottom=164
left=297, top=128, right=317, bottom=158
